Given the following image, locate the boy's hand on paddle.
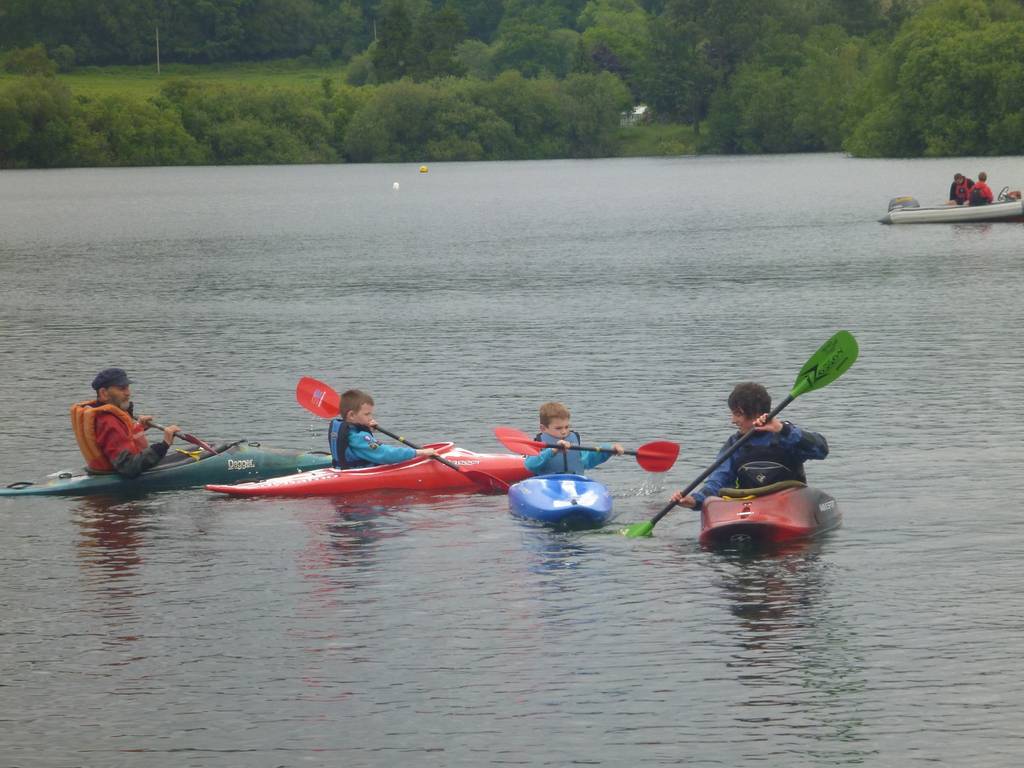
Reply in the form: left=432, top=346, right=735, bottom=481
left=416, top=448, right=438, bottom=458
left=670, top=491, right=696, bottom=507
left=611, top=443, right=625, bottom=455
left=753, top=414, right=784, bottom=432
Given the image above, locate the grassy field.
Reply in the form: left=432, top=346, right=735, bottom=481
left=615, top=123, right=697, bottom=157
left=0, top=60, right=350, bottom=98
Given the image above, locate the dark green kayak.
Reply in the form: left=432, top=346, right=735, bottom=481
left=0, top=441, right=332, bottom=497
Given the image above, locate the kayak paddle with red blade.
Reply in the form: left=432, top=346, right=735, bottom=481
left=493, top=426, right=680, bottom=473
left=295, top=376, right=510, bottom=494
left=150, top=422, right=219, bottom=455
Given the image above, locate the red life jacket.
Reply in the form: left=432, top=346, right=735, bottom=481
left=971, top=181, right=993, bottom=205
left=953, top=178, right=973, bottom=203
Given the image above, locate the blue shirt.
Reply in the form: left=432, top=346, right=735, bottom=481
left=690, top=422, right=828, bottom=508
left=346, top=427, right=416, bottom=467
left=524, top=434, right=614, bottom=476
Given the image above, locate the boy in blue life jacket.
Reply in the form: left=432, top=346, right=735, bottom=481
left=328, top=389, right=437, bottom=469
left=670, top=382, right=829, bottom=509
left=524, top=401, right=624, bottom=476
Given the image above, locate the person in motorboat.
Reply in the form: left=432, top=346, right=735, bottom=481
left=523, top=401, right=623, bottom=476
left=948, top=173, right=974, bottom=205
left=71, top=367, right=181, bottom=478
left=969, top=171, right=994, bottom=205
left=328, top=388, right=437, bottom=468
left=669, top=382, right=829, bottom=510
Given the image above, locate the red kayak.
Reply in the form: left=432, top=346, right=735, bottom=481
left=699, top=482, right=841, bottom=548
left=206, top=442, right=530, bottom=497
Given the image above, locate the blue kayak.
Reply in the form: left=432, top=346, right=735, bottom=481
left=508, top=474, right=614, bottom=529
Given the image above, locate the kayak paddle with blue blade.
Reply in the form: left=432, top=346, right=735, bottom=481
left=621, top=330, right=859, bottom=538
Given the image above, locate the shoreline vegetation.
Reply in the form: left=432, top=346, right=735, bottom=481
left=3, top=0, right=1024, bottom=169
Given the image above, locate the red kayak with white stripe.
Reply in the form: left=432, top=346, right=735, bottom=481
left=699, top=482, right=841, bottom=548
left=205, top=442, right=530, bottom=497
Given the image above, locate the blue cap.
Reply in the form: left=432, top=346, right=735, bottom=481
left=91, top=367, right=132, bottom=390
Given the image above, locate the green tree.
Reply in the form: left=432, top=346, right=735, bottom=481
left=561, top=71, right=632, bottom=155
left=371, top=0, right=415, bottom=81
left=845, top=0, right=1024, bottom=156
left=501, top=0, right=585, bottom=29
left=70, top=94, right=207, bottom=165
left=343, top=78, right=437, bottom=160
left=0, top=76, right=74, bottom=167
left=493, top=21, right=580, bottom=77
left=476, top=71, right=570, bottom=157
left=642, top=9, right=717, bottom=127
left=51, top=44, right=77, bottom=72
left=576, top=0, right=652, bottom=97
left=454, top=39, right=494, bottom=79
left=2, top=44, right=59, bottom=75
left=448, top=0, right=504, bottom=41
left=407, top=3, right=469, bottom=81
left=702, top=24, right=869, bottom=152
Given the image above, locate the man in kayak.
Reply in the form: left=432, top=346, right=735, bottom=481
left=670, top=382, right=829, bottom=510
left=969, top=171, right=994, bottom=205
left=71, top=368, right=181, bottom=478
left=328, top=389, right=437, bottom=468
left=948, top=173, right=974, bottom=205
left=524, top=401, right=623, bottom=476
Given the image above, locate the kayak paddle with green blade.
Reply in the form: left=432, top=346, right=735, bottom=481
left=621, top=330, right=859, bottom=538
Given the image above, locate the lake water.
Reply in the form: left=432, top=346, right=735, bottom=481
left=2, top=154, right=1023, bottom=767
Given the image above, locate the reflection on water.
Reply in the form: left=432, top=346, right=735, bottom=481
left=706, top=544, right=875, bottom=763
left=517, top=526, right=592, bottom=574
left=69, top=496, right=159, bottom=663
left=73, top=496, right=150, bottom=584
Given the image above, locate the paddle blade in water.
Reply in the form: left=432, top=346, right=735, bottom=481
left=635, top=441, right=680, bottom=473
left=296, top=376, right=340, bottom=418
left=464, top=470, right=511, bottom=494
left=789, top=330, right=859, bottom=399
left=621, top=520, right=654, bottom=538
left=493, top=426, right=542, bottom=456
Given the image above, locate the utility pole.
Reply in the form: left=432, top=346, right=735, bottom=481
left=156, top=25, right=161, bottom=74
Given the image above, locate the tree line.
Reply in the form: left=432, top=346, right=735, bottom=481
left=3, top=0, right=1024, bottom=165
left=0, top=72, right=630, bottom=167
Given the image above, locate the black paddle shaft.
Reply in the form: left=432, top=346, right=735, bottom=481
left=649, top=394, right=795, bottom=526
left=373, top=425, right=473, bottom=474
left=562, top=444, right=636, bottom=457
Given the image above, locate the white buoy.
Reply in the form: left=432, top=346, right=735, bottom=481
left=393, top=181, right=400, bottom=191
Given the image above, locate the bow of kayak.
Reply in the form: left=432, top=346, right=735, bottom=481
left=206, top=442, right=531, bottom=497
left=699, top=482, right=840, bottom=549
left=0, top=441, right=332, bottom=497
left=508, top=474, right=614, bottom=530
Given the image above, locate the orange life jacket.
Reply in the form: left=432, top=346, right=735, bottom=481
left=70, top=400, right=147, bottom=472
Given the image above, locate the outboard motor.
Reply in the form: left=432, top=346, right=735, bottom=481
left=887, top=196, right=920, bottom=212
